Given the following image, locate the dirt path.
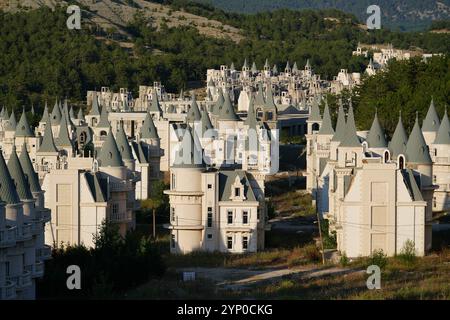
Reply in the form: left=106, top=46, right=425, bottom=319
left=177, top=266, right=364, bottom=290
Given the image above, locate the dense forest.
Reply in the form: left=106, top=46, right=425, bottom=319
left=190, top=0, right=450, bottom=31
left=0, top=3, right=449, bottom=126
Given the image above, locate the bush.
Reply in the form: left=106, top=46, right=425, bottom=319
left=397, top=240, right=417, bottom=265
left=339, top=252, right=349, bottom=267
left=368, top=249, right=388, bottom=270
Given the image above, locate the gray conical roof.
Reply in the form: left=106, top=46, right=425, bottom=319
left=56, top=112, right=73, bottom=147
left=245, top=96, right=257, bottom=128
left=38, top=116, right=58, bottom=153
left=292, top=62, right=298, bottom=72
left=251, top=62, right=257, bottom=73
left=15, top=108, right=34, bottom=137
left=19, top=143, right=41, bottom=193
left=69, top=105, right=75, bottom=119
left=0, top=106, right=4, bottom=119
left=308, top=97, right=322, bottom=122
left=51, top=100, right=62, bottom=125
left=77, top=107, right=84, bottom=120
left=422, top=98, right=440, bottom=132
left=272, top=64, right=278, bottom=75
left=219, top=91, right=240, bottom=121
left=242, top=58, right=248, bottom=70
left=389, top=112, right=408, bottom=157
left=41, top=102, right=49, bottom=123
left=285, top=61, right=290, bottom=71
left=97, top=128, right=124, bottom=167
left=434, top=109, right=450, bottom=145
left=339, top=105, right=361, bottom=147
left=116, top=123, right=133, bottom=160
left=264, top=85, right=277, bottom=110
left=406, top=114, right=432, bottom=164
left=331, top=102, right=346, bottom=142
left=8, top=145, right=33, bottom=201
left=200, top=106, right=214, bottom=133
left=90, top=92, right=101, bottom=116
left=254, top=83, right=265, bottom=107
left=6, top=111, right=16, bottom=131
left=0, top=149, right=21, bottom=204
left=186, top=94, right=202, bottom=122
left=305, top=59, right=311, bottom=69
left=140, top=112, right=159, bottom=140
left=318, top=101, right=334, bottom=135
left=264, top=59, right=269, bottom=69
left=149, top=93, right=163, bottom=114
left=367, top=111, right=387, bottom=148
left=2, top=107, right=9, bottom=121
left=206, top=88, right=213, bottom=101
left=230, top=62, right=235, bottom=70
left=172, top=128, right=204, bottom=169
left=96, top=106, right=110, bottom=128
left=211, top=89, right=224, bottom=116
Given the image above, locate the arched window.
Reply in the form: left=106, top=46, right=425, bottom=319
left=398, top=155, right=405, bottom=169
left=312, top=123, right=320, bottom=132
left=100, top=130, right=107, bottom=137
left=384, top=151, right=390, bottom=163
left=79, top=132, right=86, bottom=144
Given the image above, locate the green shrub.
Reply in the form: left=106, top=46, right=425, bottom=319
left=369, top=249, right=388, bottom=270
left=339, top=252, right=349, bottom=267
left=397, top=240, right=417, bottom=265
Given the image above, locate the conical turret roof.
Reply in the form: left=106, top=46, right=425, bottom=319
left=6, top=111, right=16, bottom=131
left=51, top=100, right=62, bottom=125
left=245, top=96, right=258, bottom=128
left=339, top=105, right=361, bottom=147
left=116, top=123, right=133, bottom=160
left=38, top=115, right=58, bottom=153
left=434, top=108, right=450, bottom=145
left=15, top=108, right=34, bottom=137
left=254, top=83, right=265, bottom=107
left=97, top=128, right=124, bottom=167
left=318, top=101, right=334, bottom=135
left=406, top=114, right=432, bottom=164
left=172, top=128, right=204, bottom=169
left=90, top=92, right=101, bottom=116
left=56, top=112, right=73, bottom=147
left=140, top=112, right=159, bottom=140
left=77, top=107, right=84, bottom=120
left=0, top=149, right=21, bottom=204
left=251, top=62, right=257, bottom=73
left=264, top=84, right=277, bottom=111
left=200, top=106, right=214, bottom=133
left=149, top=93, right=163, bottom=114
left=389, top=112, right=408, bottom=157
left=211, top=89, right=224, bottom=116
left=422, top=98, right=440, bottom=132
left=8, top=145, right=33, bottom=201
left=331, top=102, right=346, bottom=142
left=366, top=111, right=387, bottom=148
left=41, top=102, right=49, bottom=123
left=272, top=64, right=278, bottom=75
left=308, top=97, right=322, bottom=122
left=19, top=143, right=41, bottom=193
left=96, top=106, right=110, bottom=128
left=186, top=94, right=202, bottom=122
left=219, top=91, right=240, bottom=121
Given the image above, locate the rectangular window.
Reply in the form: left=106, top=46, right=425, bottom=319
left=235, top=188, right=240, bottom=197
left=171, top=235, right=176, bottom=249
left=433, top=175, right=437, bottom=183
left=170, top=207, right=175, bottom=222
left=243, top=236, right=248, bottom=250
left=243, top=211, right=249, bottom=224
left=171, top=174, right=176, bottom=189
left=207, top=184, right=212, bottom=189
left=227, top=236, right=233, bottom=249
left=207, top=207, right=213, bottom=228
left=112, top=203, right=119, bottom=215
left=207, top=234, right=213, bottom=240
left=227, top=211, right=233, bottom=224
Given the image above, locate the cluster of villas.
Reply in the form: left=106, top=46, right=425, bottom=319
left=0, top=74, right=287, bottom=298
left=306, top=98, right=450, bottom=257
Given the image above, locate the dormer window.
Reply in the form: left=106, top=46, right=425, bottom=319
left=234, top=188, right=240, bottom=197
left=230, top=176, right=246, bottom=201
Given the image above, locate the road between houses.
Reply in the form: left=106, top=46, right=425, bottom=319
left=177, top=265, right=364, bottom=290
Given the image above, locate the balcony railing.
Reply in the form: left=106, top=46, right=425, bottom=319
left=8, top=270, right=32, bottom=290
left=31, top=220, right=43, bottom=235
left=109, top=211, right=132, bottom=222
left=34, top=261, right=45, bottom=278
left=41, top=209, right=51, bottom=223
left=0, top=225, right=17, bottom=248
left=37, top=245, right=52, bottom=261
left=110, top=181, right=133, bottom=192
left=0, top=281, right=17, bottom=300
left=17, top=223, right=33, bottom=241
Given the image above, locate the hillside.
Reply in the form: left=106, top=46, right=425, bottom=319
left=194, top=0, right=450, bottom=31
left=0, top=0, right=244, bottom=42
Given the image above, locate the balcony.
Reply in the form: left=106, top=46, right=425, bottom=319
left=34, top=261, right=45, bottom=278
left=38, top=245, right=52, bottom=260
left=31, top=220, right=43, bottom=235
left=110, top=180, right=133, bottom=192
left=0, top=281, right=17, bottom=300
left=41, top=209, right=51, bottom=223
left=8, top=270, right=32, bottom=290
left=109, top=211, right=133, bottom=223
left=0, top=225, right=17, bottom=248
left=17, top=223, right=33, bottom=241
